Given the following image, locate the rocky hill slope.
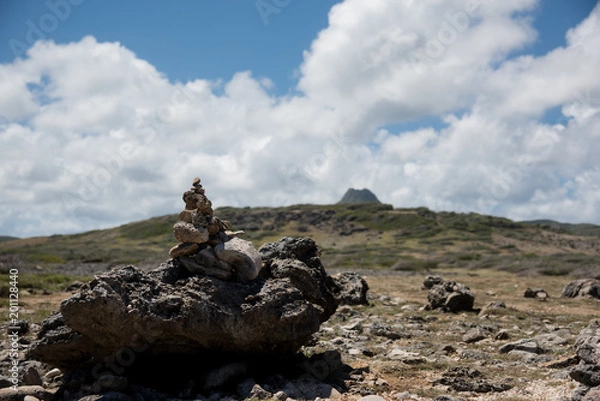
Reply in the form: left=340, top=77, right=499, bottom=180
left=1, top=203, right=600, bottom=277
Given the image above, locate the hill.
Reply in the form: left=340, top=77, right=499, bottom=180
left=0, top=236, right=18, bottom=243
left=338, top=188, right=381, bottom=204
left=2, top=203, right=600, bottom=277
left=521, top=219, right=600, bottom=237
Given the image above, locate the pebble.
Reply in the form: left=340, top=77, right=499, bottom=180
left=359, top=396, right=387, bottom=401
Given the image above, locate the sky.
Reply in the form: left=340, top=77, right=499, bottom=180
left=0, top=0, right=599, bottom=238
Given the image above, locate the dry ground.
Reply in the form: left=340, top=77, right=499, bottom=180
left=3, top=268, right=599, bottom=400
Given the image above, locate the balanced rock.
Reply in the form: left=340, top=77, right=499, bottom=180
left=168, top=177, right=261, bottom=282
left=28, top=237, right=340, bottom=372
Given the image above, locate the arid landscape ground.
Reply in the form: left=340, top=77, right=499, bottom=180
left=1, top=203, right=600, bottom=400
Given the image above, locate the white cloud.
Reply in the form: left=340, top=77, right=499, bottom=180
left=1, top=1, right=600, bottom=237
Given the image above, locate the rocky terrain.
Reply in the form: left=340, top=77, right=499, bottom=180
left=3, top=266, right=600, bottom=400
left=2, top=182, right=600, bottom=400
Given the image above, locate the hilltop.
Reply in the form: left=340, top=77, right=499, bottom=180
left=337, top=188, right=381, bottom=204
left=1, top=203, right=599, bottom=277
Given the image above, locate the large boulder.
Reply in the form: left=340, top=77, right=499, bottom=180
left=426, top=280, right=475, bottom=313
left=29, top=237, right=340, bottom=372
left=561, top=279, right=600, bottom=299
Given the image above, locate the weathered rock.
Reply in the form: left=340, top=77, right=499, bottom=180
left=499, top=339, right=545, bottom=354
left=422, top=275, right=444, bottom=289
left=0, top=386, right=53, bottom=401
left=434, top=366, right=511, bottom=393
left=524, top=288, right=549, bottom=299
left=574, top=320, right=600, bottom=365
left=332, top=272, right=369, bottom=305
left=427, top=280, right=474, bottom=312
left=29, top=238, right=339, bottom=374
left=569, top=364, right=600, bottom=387
left=561, top=279, right=600, bottom=299
left=462, top=327, right=487, bottom=343
left=168, top=243, right=199, bottom=258
left=583, top=386, right=600, bottom=401
left=172, top=221, right=209, bottom=244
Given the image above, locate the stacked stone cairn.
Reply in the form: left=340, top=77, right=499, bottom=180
left=169, top=177, right=262, bottom=282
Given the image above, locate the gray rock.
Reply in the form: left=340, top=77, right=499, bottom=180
left=524, top=288, right=548, bottom=299
left=498, top=339, right=545, bottom=354
left=333, top=272, right=369, bottom=305
left=65, top=281, right=85, bottom=292
left=214, top=238, right=262, bottom=282
left=572, top=384, right=591, bottom=401
left=29, top=237, right=339, bottom=371
left=582, top=386, right=600, bottom=401
left=434, top=366, right=511, bottom=393
left=463, top=328, right=487, bottom=343
left=173, top=221, right=209, bottom=244
left=422, top=275, right=444, bottom=289
left=570, top=364, right=600, bottom=387
left=574, top=320, right=600, bottom=365
left=534, top=333, right=569, bottom=349
left=427, top=280, right=474, bottom=312
left=561, top=279, right=600, bottom=299
left=479, top=300, right=506, bottom=316
left=0, top=386, right=53, bottom=401
left=249, top=383, right=272, bottom=399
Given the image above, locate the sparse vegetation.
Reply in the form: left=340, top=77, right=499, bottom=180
left=1, top=205, right=599, bottom=279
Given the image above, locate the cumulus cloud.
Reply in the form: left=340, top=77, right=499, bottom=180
left=1, top=1, right=600, bottom=237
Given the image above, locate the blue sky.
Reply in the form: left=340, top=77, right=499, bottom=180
left=1, top=1, right=595, bottom=92
left=1, top=0, right=600, bottom=236
left=1, top=0, right=340, bottom=92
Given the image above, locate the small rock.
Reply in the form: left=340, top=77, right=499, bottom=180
left=21, top=367, right=42, bottom=386
left=422, top=275, right=444, bottom=289
left=499, top=339, right=545, bottom=354
left=387, top=348, right=425, bottom=364
left=23, top=396, right=40, bottom=401
left=495, top=330, right=510, bottom=340
left=359, top=396, right=387, bottom=401
left=249, top=384, right=272, bottom=399
left=0, top=386, right=53, bottom=401
left=273, top=390, right=288, bottom=400
left=333, top=272, right=369, bottom=305
left=463, top=328, right=487, bottom=343
left=65, top=281, right=85, bottom=292
left=43, top=368, right=62, bottom=381
left=524, top=288, right=548, bottom=299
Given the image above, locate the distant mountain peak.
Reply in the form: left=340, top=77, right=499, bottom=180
left=338, top=188, right=381, bottom=204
